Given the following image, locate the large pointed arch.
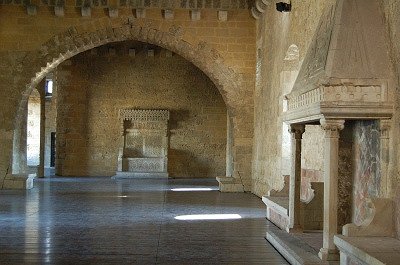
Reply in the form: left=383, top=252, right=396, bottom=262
left=6, top=16, right=253, bottom=191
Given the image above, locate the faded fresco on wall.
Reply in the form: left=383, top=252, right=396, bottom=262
left=352, top=120, right=380, bottom=225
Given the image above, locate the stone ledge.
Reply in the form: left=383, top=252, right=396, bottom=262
left=262, top=192, right=290, bottom=231
left=216, top=176, right=244, bottom=192
left=262, top=196, right=289, bottom=217
left=266, top=228, right=338, bottom=265
left=2, top=174, right=35, bottom=190
left=112, top=171, right=168, bottom=179
left=334, top=236, right=400, bottom=265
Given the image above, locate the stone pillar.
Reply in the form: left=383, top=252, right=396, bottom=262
left=117, top=119, right=124, bottom=172
left=379, top=119, right=391, bottom=198
left=288, top=124, right=305, bottom=233
left=37, top=83, right=46, bottom=178
left=318, top=118, right=344, bottom=261
left=12, top=102, right=28, bottom=175
left=226, top=114, right=234, bottom=177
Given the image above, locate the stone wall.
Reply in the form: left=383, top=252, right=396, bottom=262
left=0, top=5, right=255, bottom=190
left=382, top=0, right=400, bottom=240
left=56, top=41, right=227, bottom=178
left=252, top=0, right=334, bottom=197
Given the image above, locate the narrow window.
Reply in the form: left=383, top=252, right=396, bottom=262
left=45, top=79, right=53, bottom=97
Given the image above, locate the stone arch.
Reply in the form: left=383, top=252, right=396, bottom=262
left=16, top=17, right=242, bottom=127
left=9, top=16, right=252, bottom=190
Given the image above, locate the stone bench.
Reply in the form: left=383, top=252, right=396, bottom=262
left=2, top=173, right=35, bottom=189
left=262, top=179, right=323, bottom=232
left=334, top=236, right=400, bottom=265
left=334, top=198, right=399, bottom=265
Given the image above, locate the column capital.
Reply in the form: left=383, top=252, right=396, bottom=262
left=379, top=119, right=391, bottom=139
left=320, top=118, right=345, bottom=137
left=288, top=124, right=305, bottom=138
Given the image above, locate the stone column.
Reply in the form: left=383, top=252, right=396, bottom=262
left=37, top=83, right=46, bottom=178
left=379, top=119, right=391, bottom=198
left=318, top=118, right=344, bottom=261
left=288, top=124, right=305, bottom=233
left=117, top=118, right=124, bottom=172
left=225, top=114, right=234, bottom=177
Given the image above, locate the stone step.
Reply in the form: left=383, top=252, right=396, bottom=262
left=266, top=227, right=339, bottom=265
left=112, top=171, right=168, bottom=179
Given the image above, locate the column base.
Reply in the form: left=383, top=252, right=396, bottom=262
left=286, top=225, right=303, bottom=234
left=216, top=176, right=244, bottom=192
left=318, top=247, right=339, bottom=261
left=2, top=174, right=35, bottom=190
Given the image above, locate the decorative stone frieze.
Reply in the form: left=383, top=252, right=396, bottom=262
left=285, top=84, right=393, bottom=124
left=119, top=109, right=170, bottom=122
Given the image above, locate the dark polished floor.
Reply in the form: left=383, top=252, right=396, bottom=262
left=0, top=177, right=289, bottom=265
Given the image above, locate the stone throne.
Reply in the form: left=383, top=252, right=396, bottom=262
left=114, top=109, right=170, bottom=178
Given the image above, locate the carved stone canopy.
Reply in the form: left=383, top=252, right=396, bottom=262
left=284, top=0, right=394, bottom=124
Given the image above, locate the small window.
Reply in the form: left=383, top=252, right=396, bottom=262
left=45, top=79, right=53, bottom=97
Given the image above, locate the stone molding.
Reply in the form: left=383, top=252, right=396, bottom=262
left=250, top=0, right=271, bottom=19
left=1, top=0, right=250, bottom=10
left=284, top=84, right=394, bottom=124
left=287, top=85, right=388, bottom=111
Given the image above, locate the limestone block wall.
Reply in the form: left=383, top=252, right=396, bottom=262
left=0, top=4, right=255, bottom=189
left=56, top=42, right=227, bottom=178
left=252, top=0, right=334, bottom=197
